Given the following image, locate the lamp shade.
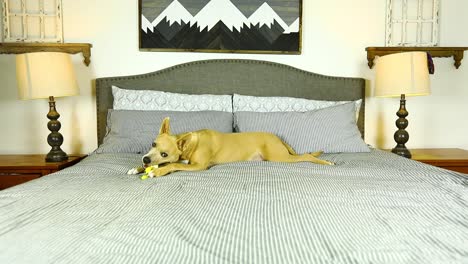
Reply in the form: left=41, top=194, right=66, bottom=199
left=16, top=52, right=79, bottom=100
left=375, top=52, right=430, bottom=98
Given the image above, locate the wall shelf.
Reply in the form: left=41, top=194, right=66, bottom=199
left=0, top=43, right=92, bottom=66
left=366, top=47, right=468, bottom=69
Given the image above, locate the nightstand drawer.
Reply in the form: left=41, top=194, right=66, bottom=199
left=438, top=166, right=468, bottom=174
left=411, top=148, right=468, bottom=174
left=0, top=155, right=86, bottom=190
left=0, top=174, right=42, bottom=189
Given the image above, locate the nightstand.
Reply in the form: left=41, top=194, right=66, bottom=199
left=411, top=148, right=468, bottom=174
left=0, top=154, right=86, bottom=190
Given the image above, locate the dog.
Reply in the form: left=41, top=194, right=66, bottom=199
left=127, top=117, right=334, bottom=177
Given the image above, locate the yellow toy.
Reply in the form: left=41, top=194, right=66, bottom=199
left=140, top=165, right=158, bottom=180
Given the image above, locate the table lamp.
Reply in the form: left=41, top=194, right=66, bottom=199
left=16, top=52, right=79, bottom=162
left=375, top=51, right=431, bottom=158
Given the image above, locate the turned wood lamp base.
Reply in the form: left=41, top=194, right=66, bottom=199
left=45, top=96, right=68, bottom=162
left=392, top=94, right=412, bottom=159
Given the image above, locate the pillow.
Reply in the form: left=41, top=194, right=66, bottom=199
left=233, top=93, right=362, bottom=119
left=112, top=86, right=232, bottom=112
left=95, top=110, right=233, bottom=154
left=234, top=102, right=369, bottom=154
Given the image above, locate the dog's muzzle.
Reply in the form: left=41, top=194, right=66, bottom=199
left=143, top=156, right=151, bottom=165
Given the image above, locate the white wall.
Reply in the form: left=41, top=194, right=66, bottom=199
left=0, top=0, right=467, bottom=154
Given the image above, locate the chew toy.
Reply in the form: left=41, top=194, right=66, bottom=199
left=139, top=160, right=188, bottom=180
left=140, top=165, right=158, bottom=180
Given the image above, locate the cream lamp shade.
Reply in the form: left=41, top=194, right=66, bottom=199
left=16, top=52, right=79, bottom=100
left=375, top=51, right=430, bottom=98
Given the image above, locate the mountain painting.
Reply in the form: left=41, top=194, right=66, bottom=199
left=139, top=0, right=302, bottom=54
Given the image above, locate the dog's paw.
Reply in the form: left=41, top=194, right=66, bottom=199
left=127, top=167, right=143, bottom=175
left=148, top=167, right=169, bottom=178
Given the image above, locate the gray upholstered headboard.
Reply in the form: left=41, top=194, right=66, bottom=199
left=95, top=59, right=365, bottom=145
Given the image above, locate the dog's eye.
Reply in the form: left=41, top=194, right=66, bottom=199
left=161, top=152, right=168, bottom=158
left=152, top=142, right=156, bottom=148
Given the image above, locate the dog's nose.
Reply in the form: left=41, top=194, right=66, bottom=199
left=143, top=156, right=151, bottom=164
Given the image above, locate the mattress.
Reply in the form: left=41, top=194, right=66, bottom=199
left=0, top=150, right=467, bottom=263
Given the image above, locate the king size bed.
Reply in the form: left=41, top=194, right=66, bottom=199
left=0, top=60, right=467, bottom=263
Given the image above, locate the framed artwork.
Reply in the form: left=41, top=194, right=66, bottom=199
left=386, top=0, right=439, bottom=47
left=139, top=0, right=302, bottom=54
left=2, top=0, right=63, bottom=42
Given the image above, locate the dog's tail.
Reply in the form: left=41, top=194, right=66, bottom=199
left=282, top=141, right=297, bottom=155
left=282, top=141, right=323, bottom=157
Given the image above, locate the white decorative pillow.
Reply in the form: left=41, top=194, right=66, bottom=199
left=233, top=94, right=362, bottom=118
left=112, top=86, right=232, bottom=112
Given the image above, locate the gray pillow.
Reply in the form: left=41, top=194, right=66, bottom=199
left=234, top=102, right=369, bottom=154
left=95, top=110, right=233, bottom=154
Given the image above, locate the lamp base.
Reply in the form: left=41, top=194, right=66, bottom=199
left=392, top=94, right=412, bottom=159
left=46, top=150, right=68, bottom=162
left=45, top=96, right=68, bottom=163
left=392, top=146, right=412, bottom=159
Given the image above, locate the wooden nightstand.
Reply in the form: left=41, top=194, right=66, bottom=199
left=0, top=154, right=86, bottom=190
left=411, top=148, right=468, bottom=174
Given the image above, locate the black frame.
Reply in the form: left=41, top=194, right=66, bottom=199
left=138, top=0, right=302, bottom=54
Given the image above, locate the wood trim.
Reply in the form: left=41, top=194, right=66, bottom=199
left=0, top=154, right=86, bottom=190
left=411, top=148, right=468, bottom=164
left=384, top=148, right=468, bottom=174
left=0, top=42, right=92, bottom=66
left=411, top=148, right=468, bottom=174
left=439, top=167, right=468, bottom=174
left=366, top=47, right=468, bottom=69
left=137, top=0, right=303, bottom=55
left=0, top=174, right=42, bottom=190
left=0, top=154, right=86, bottom=171
left=0, top=169, right=51, bottom=174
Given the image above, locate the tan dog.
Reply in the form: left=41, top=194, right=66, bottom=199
left=127, top=117, right=334, bottom=177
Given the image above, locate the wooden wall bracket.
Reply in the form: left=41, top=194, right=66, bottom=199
left=0, top=43, right=92, bottom=66
left=366, top=47, right=468, bottom=69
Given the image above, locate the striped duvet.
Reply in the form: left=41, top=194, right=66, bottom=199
left=0, top=150, right=467, bottom=263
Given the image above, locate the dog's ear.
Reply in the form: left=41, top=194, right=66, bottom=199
left=159, top=117, right=171, bottom=135
left=176, top=133, right=193, bottom=153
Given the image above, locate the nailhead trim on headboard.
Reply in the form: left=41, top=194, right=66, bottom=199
left=95, top=59, right=366, bottom=145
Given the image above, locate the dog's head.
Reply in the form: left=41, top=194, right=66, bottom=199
left=142, top=117, right=192, bottom=167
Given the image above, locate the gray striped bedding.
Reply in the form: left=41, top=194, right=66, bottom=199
left=0, top=149, right=467, bottom=263
left=233, top=102, right=369, bottom=154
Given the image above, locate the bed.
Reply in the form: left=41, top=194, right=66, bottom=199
left=0, top=59, right=467, bottom=263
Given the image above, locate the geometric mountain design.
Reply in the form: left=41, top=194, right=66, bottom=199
left=248, top=3, right=289, bottom=32
left=193, top=0, right=250, bottom=32
left=140, top=0, right=301, bottom=53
